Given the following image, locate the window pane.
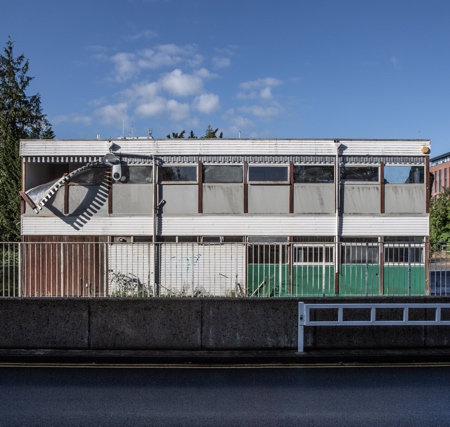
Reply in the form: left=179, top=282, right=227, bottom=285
left=70, top=166, right=108, bottom=186
left=293, top=246, right=334, bottom=263
left=203, top=165, right=243, bottom=183
left=247, top=244, right=288, bottom=263
left=341, top=245, right=379, bottom=264
left=384, top=246, right=423, bottom=263
left=159, top=166, right=197, bottom=182
left=341, top=166, right=378, bottom=182
left=294, top=165, right=334, bottom=183
left=123, top=166, right=153, bottom=184
left=249, top=166, right=288, bottom=182
left=384, top=166, right=424, bottom=184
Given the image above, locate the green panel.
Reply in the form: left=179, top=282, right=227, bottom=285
left=247, top=264, right=335, bottom=297
left=383, top=265, right=426, bottom=296
left=292, top=265, right=335, bottom=296
left=339, top=264, right=380, bottom=296
left=247, top=264, right=290, bottom=297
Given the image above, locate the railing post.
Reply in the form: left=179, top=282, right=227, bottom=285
left=298, top=302, right=305, bottom=352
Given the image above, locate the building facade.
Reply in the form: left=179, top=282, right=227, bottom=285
left=430, top=151, right=450, bottom=196
left=19, top=138, right=431, bottom=297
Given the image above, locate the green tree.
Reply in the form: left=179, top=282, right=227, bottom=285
left=430, top=187, right=450, bottom=244
left=203, top=124, right=222, bottom=138
left=0, top=38, right=54, bottom=241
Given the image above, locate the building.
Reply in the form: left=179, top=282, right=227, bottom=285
left=19, top=138, right=431, bottom=297
left=430, top=151, right=450, bottom=196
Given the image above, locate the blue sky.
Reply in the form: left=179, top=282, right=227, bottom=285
left=2, top=0, right=450, bottom=155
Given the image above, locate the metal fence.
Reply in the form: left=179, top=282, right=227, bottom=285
left=0, top=241, right=449, bottom=298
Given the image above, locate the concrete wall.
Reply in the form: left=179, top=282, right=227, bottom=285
left=2, top=297, right=450, bottom=352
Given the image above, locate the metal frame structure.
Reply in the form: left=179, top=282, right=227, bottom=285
left=298, top=302, right=450, bottom=352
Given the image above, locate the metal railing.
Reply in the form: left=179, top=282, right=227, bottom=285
left=0, top=241, right=449, bottom=298
left=298, top=302, right=450, bottom=352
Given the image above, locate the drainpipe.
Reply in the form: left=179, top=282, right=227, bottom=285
left=334, top=140, right=342, bottom=295
left=152, top=155, right=157, bottom=295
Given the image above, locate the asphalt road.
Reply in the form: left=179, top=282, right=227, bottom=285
left=1, top=364, right=449, bottom=427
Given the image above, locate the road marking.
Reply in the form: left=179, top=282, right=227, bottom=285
left=2, top=362, right=450, bottom=369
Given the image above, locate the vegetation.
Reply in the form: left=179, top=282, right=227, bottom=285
left=166, top=125, right=223, bottom=139
left=0, top=38, right=54, bottom=241
left=430, top=186, right=450, bottom=244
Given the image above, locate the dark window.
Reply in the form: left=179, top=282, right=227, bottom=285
left=294, top=165, right=334, bottom=183
left=340, top=166, right=378, bottom=182
left=247, top=244, right=288, bottom=264
left=70, top=166, right=109, bottom=186
left=341, top=244, right=379, bottom=264
left=384, top=245, right=423, bottom=263
left=159, top=166, right=197, bottom=182
left=293, top=245, right=334, bottom=264
left=203, top=165, right=243, bottom=183
left=121, top=166, right=153, bottom=184
left=384, top=166, right=424, bottom=184
left=248, top=166, right=288, bottom=182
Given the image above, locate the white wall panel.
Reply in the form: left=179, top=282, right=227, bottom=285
left=21, top=138, right=431, bottom=158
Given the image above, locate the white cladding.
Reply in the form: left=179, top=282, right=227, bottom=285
left=107, top=242, right=246, bottom=296
left=21, top=215, right=429, bottom=237
left=21, top=138, right=430, bottom=158
left=159, top=243, right=246, bottom=296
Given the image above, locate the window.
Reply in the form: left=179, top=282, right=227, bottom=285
left=341, top=244, right=379, bottom=264
left=340, top=166, right=378, bottom=182
left=294, top=165, right=334, bottom=183
left=248, top=166, right=288, bottom=182
left=383, top=237, right=424, bottom=264
left=159, top=166, right=197, bottom=182
left=293, top=245, right=334, bottom=264
left=247, top=244, right=288, bottom=264
left=384, top=166, right=424, bottom=184
left=203, top=165, right=243, bottom=183
left=200, top=236, right=224, bottom=244
left=384, top=246, right=423, bottom=264
left=121, top=166, right=152, bottom=184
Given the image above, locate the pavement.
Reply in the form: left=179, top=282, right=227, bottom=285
left=1, top=347, right=450, bottom=365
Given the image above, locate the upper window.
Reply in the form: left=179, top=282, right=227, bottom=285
left=294, top=165, right=334, bottom=183
left=340, top=166, right=378, bottom=182
left=159, top=166, right=197, bottom=182
left=384, top=166, right=424, bottom=184
left=119, top=166, right=153, bottom=184
left=248, top=166, right=288, bottom=182
left=203, top=165, right=243, bottom=183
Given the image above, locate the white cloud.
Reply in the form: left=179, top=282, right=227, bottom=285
left=53, top=113, right=92, bottom=125
left=95, top=103, right=129, bottom=125
left=237, top=77, right=283, bottom=100
left=240, top=77, right=282, bottom=90
left=212, top=57, right=231, bottom=69
left=111, top=52, right=137, bottom=82
left=166, top=99, right=190, bottom=121
left=161, top=69, right=203, bottom=96
left=260, top=87, right=273, bottom=99
left=128, top=30, right=158, bottom=41
left=109, top=43, right=201, bottom=82
left=134, top=96, right=167, bottom=117
left=193, top=93, right=220, bottom=114
left=238, top=105, right=282, bottom=118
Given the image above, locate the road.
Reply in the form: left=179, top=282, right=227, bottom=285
left=1, top=364, right=449, bottom=426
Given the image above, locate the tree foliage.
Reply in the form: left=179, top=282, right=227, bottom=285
left=166, top=125, right=222, bottom=139
left=430, top=187, right=450, bottom=244
left=0, top=38, right=54, bottom=241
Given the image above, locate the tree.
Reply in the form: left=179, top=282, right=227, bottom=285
left=0, top=38, right=54, bottom=241
left=166, top=126, right=222, bottom=140
left=203, top=125, right=222, bottom=139
left=430, top=187, right=450, bottom=244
